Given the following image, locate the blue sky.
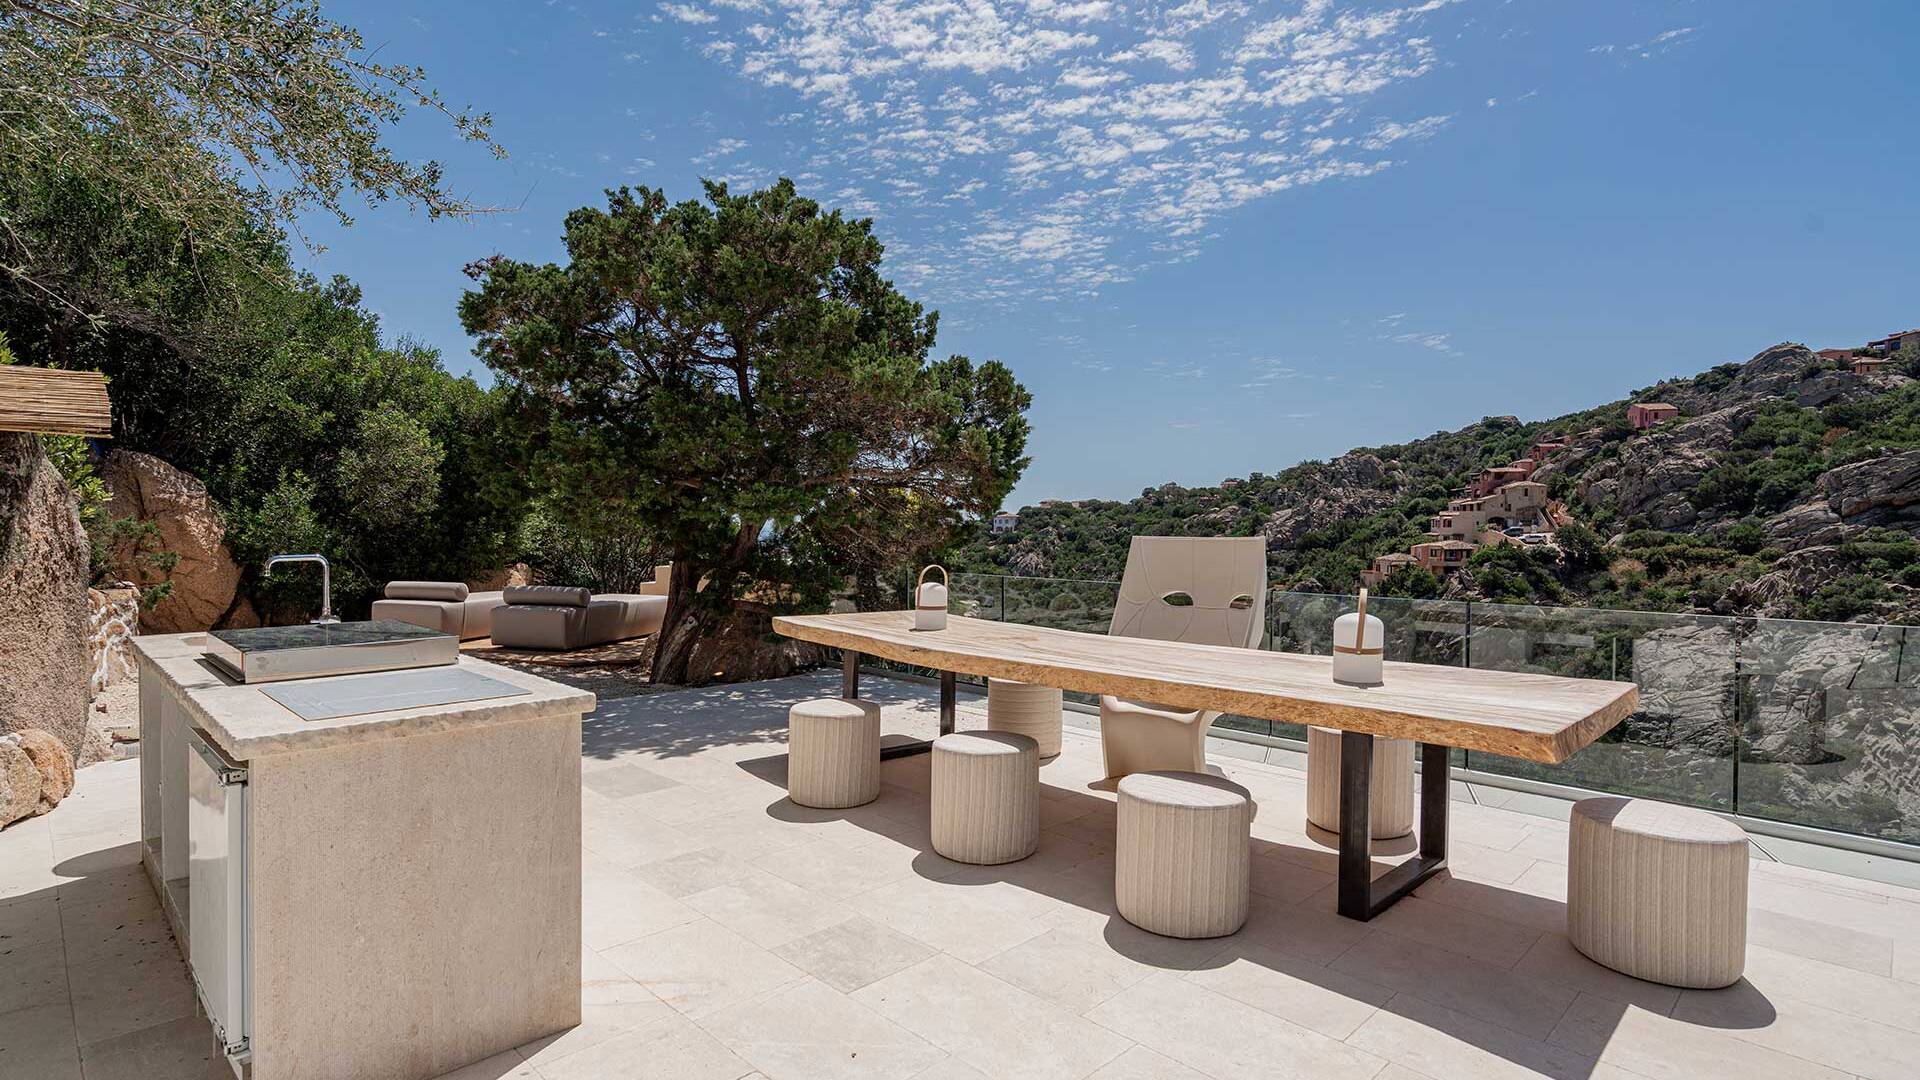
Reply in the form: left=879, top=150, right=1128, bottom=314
left=305, top=0, right=1920, bottom=509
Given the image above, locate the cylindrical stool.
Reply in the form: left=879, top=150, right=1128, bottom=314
left=1116, top=771, right=1252, bottom=939
left=1567, top=797, right=1749, bottom=989
left=931, top=731, right=1039, bottom=864
left=1305, top=727, right=1415, bottom=839
left=987, top=679, right=1063, bottom=760
left=787, top=698, right=882, bottom=809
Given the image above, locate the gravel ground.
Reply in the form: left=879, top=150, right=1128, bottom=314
left=84, top=678, right=140, bottom=765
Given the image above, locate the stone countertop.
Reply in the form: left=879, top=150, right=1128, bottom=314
left=131, top=632, right=596, bottom=761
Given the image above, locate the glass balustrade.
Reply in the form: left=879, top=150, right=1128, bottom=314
left=926, top=573, right=1919, bottom=846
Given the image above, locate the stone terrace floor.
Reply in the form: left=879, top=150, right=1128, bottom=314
left=5, top=671, right=1920, bottom=1079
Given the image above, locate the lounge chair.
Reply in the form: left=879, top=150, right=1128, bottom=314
left=1099, top=536, right=1267, bottom=778
left=488, top=586, right=667, bottom=651
left=370, top=581, right=505, bottom=641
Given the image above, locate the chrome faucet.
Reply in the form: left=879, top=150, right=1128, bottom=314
left=263, top=554, right=340, bottom=625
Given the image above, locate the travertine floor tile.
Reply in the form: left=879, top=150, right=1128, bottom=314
left=603, top=918, right=806, bottom=1018
left=1509, top=933, right=1681, bottom=1014
left=771, top=916, right=937, bottom=994
left=1238, top=895, right=1376, bottom=966
left=1330, top=931, right=1576, bottom=1039
left=1087, top=972, right=1386, bottom=1080
left=1347, top=991, right=1603, bottom=1080
left=580, top=864, right=701, bottom=951
left=437, top=1050, right=542, bottom=1079
left=1550, top=995, right=1851, bottom=1080
left=533, top=1013, right=755, bottom=1080
left=75, top=1015, right=224, bottom=1080
left=1749, top=907, right=1894, bottom=976
left=753, top=835, right=919, bottom=900
left=0, top=939, right=69, bottom=1013
left=1083, top=1045, right=1210, bottom=1080
left=855, top=954, right=1132, bottom=1080
left=581, top=762, right=682, bottom=800
left=904, top=1057, right=992, bottom=1079
left=1181, top=940, right=1391, bottom=1039
left=698, top=977, right=946, bottom=1080
left=849, top=875, right=1050, bottom=964
left=0, top=1000, right=83, bottom=1080
left=634, top=848, right=757, bottom=899
left=64, top=932, right=198, bottom=1047
left=1673, top=977, right=1920, bottom=1080
left=978, top=927, right=1158, bottom=1013
left=1370, top=894, right=1543, bottom=968
left=682, top=868, right=855, bottom=949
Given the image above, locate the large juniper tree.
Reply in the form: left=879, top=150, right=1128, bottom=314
left=461, top=180, right=1031, bottom=684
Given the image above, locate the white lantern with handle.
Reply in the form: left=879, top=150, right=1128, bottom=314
left=1332, top=588, right=1385, bottom=686
left=914, top=565, right=949, bottom=631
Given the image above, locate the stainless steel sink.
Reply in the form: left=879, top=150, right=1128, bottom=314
left=203, top=620, right=458, bottom=684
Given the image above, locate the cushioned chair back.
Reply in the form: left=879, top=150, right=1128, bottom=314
left=1108, top=536, right=1266, bottom=650
left=504, top=585, right=591, bottom=607
left=385, top=580, right=468, bottom=602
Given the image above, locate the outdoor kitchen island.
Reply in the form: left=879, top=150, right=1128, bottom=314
left=132, top=630, right=596, bottom=1080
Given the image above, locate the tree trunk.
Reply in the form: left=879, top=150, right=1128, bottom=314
left=650, top=554, right=704, bottom=684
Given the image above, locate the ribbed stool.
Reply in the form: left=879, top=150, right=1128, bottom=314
left=1304, top=727, right=1415, bottom=839
left=987, top=679, right=1064, bottom=760
left=786, top=698, right=882, bottom=809
left=931, top=731, right=1039, bottom=864
left=1568, top=797, right=1749, bottom=989
left=1116, top=771, right=1252, bottom=938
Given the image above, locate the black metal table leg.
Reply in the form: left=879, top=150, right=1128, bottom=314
left=1335, top=733, right=1453, bottom=921
left=848, top=652, right=950, bottom=761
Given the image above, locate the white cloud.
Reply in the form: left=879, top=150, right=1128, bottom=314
left=659, top=3, right=717, bottom=24
left=663, top=0, right=1470, bottom=301
left=1360, top=113, right=1450, bottom=150
left=1592, top=25, right=1698, bottom=63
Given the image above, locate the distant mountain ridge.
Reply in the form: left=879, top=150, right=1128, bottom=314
left=955, top=342, right=1920, bottom=623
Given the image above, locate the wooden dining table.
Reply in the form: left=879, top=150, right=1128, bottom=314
left=772, top=611, right=1639, bottom=921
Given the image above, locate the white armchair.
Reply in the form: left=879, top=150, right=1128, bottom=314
left=1099, top=536, right=1268, bottom=778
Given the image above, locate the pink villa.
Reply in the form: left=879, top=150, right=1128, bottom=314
left=1410, top=539, right=1476, bottom=573
left=1853, top=356, right=1894, bottom=375
left=1867, top=328, right=1920, bottom=353
left=1627, top=402, right=1680, bottom=429
left=1359, top=551, right=1418, bottom=588
left=1468, top=461, right=1534, bottom=498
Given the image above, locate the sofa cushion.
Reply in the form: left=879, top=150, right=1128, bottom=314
left=582, top=594, right=668, bottom=645
left=371, top=598, right=464, bottom=636
left=491, top=604, right=585, bottom=650
left=462, top=591, right=504, bottom=641
left=385, top=580, right=469, bottom=602
left=504, top=585, right=590, bottom=608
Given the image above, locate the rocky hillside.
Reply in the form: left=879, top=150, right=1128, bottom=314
left=955, top=343, right=1920, bottom=623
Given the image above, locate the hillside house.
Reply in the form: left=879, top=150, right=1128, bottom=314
left=1867, top=328, right=1920, bottom=353
left=1817, top=349, right=1856, bottom=363
left=1469, top=462, right=1534, bottom=498
left=1429, top=479, right=1551, bottom=541
left=1529, top=438, right=1568, bottom=461
left=1627, top=402, right=1680, bottom=429
left=990, top=511, right=1019, bottom=533
left=1411, top=540, right=1476, bottom=573
left=1853, top=356, right=1894, bottom=375
left=1359, top=552, right=1418, bottom=588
